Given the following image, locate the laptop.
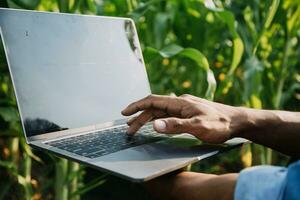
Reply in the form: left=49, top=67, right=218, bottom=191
left=0, top=8, right=246, bottom=182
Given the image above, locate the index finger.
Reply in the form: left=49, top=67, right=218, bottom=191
left=121, top=95, right=182, bottom=116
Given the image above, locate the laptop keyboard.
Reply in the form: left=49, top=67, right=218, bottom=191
left=45, top=124, right=167, bottom=159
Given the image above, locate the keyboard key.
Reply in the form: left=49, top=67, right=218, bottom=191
left=46, top=124, right=167, bottom=158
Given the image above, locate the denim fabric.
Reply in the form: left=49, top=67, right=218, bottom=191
left=234, top=160, right=300, bottom=200
left=283, top=160, right=300, bottom=200
left=234, top=166, right=287, bottom=200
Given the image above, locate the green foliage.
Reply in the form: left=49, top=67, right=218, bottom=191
left=0, top=0, right=299, bottom=199
left=144, top=44, right=216, bottom=99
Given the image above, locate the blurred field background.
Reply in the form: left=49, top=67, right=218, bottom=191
left=0, top=0, right=299, bottom=199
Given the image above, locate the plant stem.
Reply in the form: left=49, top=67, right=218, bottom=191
left=274, top=38, right=291, bottom=109
left=127, top=0, right=137, bottom=12
left=69, top=162, right=80, bottom=200
left=22, top=153, right=33, bottom=200
left=57, top=0, right=69, bottom=13
left=266, top=148, right=273, bottom=165
left=55, top=158, right=69, bottom=200
left=8, top=137, right=19, bottom=164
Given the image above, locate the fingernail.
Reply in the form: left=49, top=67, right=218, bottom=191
left=127, top=117, right=136, bottom=125
left=127, top=130, right=133, bottom=135
left=127, top=126, right=135, bottom=135
left=154, top=120, right=166, bottom=131
left=126, top=131, right=133, bottom=136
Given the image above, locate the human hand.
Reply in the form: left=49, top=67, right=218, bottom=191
left=122, top=94, right=246, bottom=143
left=144, top=171, right=237, bottom=200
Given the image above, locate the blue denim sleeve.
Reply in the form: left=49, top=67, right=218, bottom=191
left=283, top=160, right=300, bottom=200
left=234, top=160, right=300, bottom=200
left=234, top=165, right=287, bottom=200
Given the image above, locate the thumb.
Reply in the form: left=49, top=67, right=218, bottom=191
left=153, top=117, right=192, bottom=134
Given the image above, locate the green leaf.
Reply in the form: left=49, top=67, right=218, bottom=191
left=70, top=174, right=107, bottom=197
left=57, top=0, right=69, bottom=12
left=0, top=107, right=19, bottom=122
left=253, top=0, right=280, bottom=54
left=205, top=69, right=217, bottom=100
left=179, top=48, right=216, bottom=99
left=159, top=44, right=183, bottom=58
left=179, top=48, right=210, bottom=71
left=86, top=0, right=97, bottom=14
left=17, top=174, right=33, bottom=200
left=143, top=44, right=183, bottom=63
left=250, top=94, right=262, bottom=109
left=70, top=0, right=82, bottom=12
left=203, top=0, right=244, bottom=77
left=287, top=3, right=300, bottom=35
left=8, top=0, right=41, bottom=10
left=243, top=56, right=264, bottom=105
left=144, top=44, right=216, bottom=100
left=228, top=37, right=244, bottom=75
left=281, top=83, right=300, bottom=106
left=0, top=160, right=17, bottom=174
left=21, top=138, right=43, bottom=163
left=129, top=0, right=159, bottom=20
left=143, top=47, right=161, bottom=64
left=264, top=0, right=281, bottom=29
left=153, top=13, right=169, bottom=49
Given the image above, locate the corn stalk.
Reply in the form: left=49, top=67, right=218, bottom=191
left=18, top=153, right=33, bottom=200
left=55, top=158, right=69, bottom=200
left=68, top=162, right=81, bottom=200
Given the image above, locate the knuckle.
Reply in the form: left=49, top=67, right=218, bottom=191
left=146, top=94, right=153, bottom=99
left=200, top=124, right=210, bottom=132
left=219, top=116, right=229, bottom=122
left=192, top=117, right=202, bottom=124
left=171, top=119, right=183, bottom=129
left=148, top=94, right=159, bottom=99
left=178, top=96, right=188, bottom=103
left=179, top=94, right=191, bottom=98
left=146, top=100, right=153, bottom=108
left=136, top=120, right=144, bottom=127
left=167, top=95, right=176, bottom=102
left=179, top=96, right=193, bottom=104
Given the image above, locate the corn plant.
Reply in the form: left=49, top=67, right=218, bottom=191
left=1, top=0, right=299, bottom=199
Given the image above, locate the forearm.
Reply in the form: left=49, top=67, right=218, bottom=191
left=145, top=172, right=237, bottom=200
left=234, top=108, right=300, bottom=157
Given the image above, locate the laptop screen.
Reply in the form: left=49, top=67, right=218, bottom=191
left=0, top=9, right=150, bottom=137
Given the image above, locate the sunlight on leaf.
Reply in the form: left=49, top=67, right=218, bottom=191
left=250, top=95, right=262, bottom=109
left=241, top=144, right=252, bottom=168
left=179, top=48, right=210, bottom=71
left=159, top=44, right=183, bottom=58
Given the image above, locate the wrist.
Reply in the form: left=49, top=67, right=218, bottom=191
left=229, top=107, right=252, bottom=138
left=230, top=107, right=280, bottom=139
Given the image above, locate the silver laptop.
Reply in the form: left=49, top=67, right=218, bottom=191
left=0, top=8, right=245, bottom=182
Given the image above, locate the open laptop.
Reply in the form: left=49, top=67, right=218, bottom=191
left=0, top=8, right=245, bottom=182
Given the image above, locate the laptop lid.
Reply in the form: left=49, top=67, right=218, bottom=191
left=0, top=8, right=151, bottom=142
